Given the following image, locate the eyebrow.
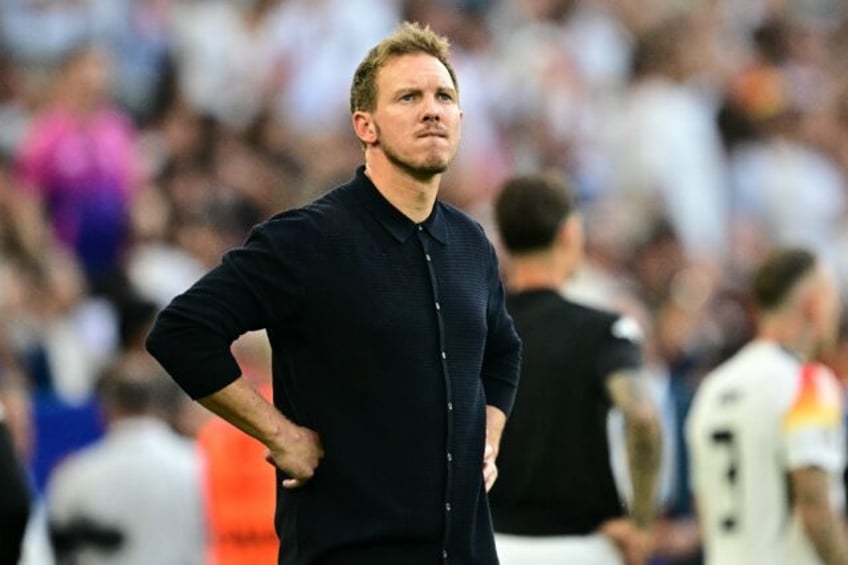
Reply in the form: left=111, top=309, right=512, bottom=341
left=393, top=85, right=458, bottom=98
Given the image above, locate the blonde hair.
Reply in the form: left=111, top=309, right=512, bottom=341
left=350, top=21, right=458, bottom=114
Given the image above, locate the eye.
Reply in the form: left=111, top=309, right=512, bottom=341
left=437, top=91, right=455, bottom=102
left=399, top=92, right=417, bottom=102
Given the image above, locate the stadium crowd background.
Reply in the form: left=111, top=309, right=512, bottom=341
left=2, top=0, right=848, bottom=563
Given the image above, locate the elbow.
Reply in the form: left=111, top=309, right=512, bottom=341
left=144, top=311, right=186, bottom=369
left=144, top=316, right=166, bottom=362
left=625, top=403, right=661, bottom=437
left=797, top=496, right=837, bottom=534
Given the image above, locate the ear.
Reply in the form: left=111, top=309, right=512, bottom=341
left=799, top=282, right=821, bottom=324
left=557, top=214, right=581, bottom=248
left=352, top=111, right=377, bottom=145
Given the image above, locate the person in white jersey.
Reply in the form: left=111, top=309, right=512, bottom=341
left=686, top=247, right=847, bottom=565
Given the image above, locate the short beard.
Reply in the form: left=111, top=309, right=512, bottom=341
left=375, top=123, right=450, bottom=181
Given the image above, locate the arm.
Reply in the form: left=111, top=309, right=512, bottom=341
left=604, top=369, right=663, bottom=565
left=478, top=237, right=520, bottom=492
left=198, top=377, right=323, bottom=488
left=790, top=466, right=848, bottom=565
left=783, top=364, right=848, bottom=564
left=147, top=221, right=322, bottom=485
left=606, top=369, right=662, bottom=528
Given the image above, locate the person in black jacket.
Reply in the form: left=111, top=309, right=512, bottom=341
left=146, top=21, right=521, bottom=565
left=489, top=173, right=662, bottom=565
left=0, top=400, right=30, bottom=565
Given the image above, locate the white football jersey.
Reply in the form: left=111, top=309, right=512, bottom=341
left=686, top=340, right=846, bottom=565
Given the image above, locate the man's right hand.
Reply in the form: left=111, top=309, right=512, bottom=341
left=601, top=518, right=654, bottom=565
left=196, top=377, right=325, bottom=489
left=264, top=424, right=324, bottom=488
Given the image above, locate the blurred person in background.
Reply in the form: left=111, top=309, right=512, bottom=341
left=86, top=0, right=173, bottom=126
left=46, top=357, right=204, bottom=565
left=147, top=21, right=521, bottom=565
left=13, top=43, right=141, bottom=291
left=686, top=248, right=847, bottom=564
left=724, top=16, right=848, bottom=295
left=603, top=13, right=729, bottom=271
left=489, top=173, right=662, bottom=565
left=197, top=331, right=277, bottom=565
left=167, top=0, right=287, bottom=133
left=110, top=289, right=210, bottom=439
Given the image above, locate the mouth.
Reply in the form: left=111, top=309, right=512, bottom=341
left=416, top=129, right=448, bottom=139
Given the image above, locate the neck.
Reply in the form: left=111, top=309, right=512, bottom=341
left=507, top=252, right=572, bottom=293
left=364, top=153, right=440, bottom=224
left=758, top=315, right=815, bottom=361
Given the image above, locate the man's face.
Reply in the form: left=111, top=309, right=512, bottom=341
left=366, top=53, right=461, bottom=178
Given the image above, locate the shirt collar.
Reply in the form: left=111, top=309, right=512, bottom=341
left=354, top=166, right=448, bottom=245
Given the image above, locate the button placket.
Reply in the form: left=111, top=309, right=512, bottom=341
left=417, top=227, right=453, bottom=560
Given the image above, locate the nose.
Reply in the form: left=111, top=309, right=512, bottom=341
left=421, top=94, right=442, bottom=122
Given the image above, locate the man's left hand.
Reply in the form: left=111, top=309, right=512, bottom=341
left=483, top=406, right=506, bottom=492
left=483, top=441, right=498, bottom=491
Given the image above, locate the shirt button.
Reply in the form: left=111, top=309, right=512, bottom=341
left=418, top=225, right=423, bottom=231
left=426, top=253, right=431, bottom=262
left=441, top=351, right=446, bottom=360
left=446, top=503, right=451, bottom=512
left=447, top=452, right=453, bottom=462
left=447, top=402, right=453, bottom=411
left=442, top=550, right=448, bottom=559
left=435, top=301, right=441, bottom=310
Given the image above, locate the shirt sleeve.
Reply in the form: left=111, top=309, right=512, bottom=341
left=146, top=217, right=309, bottom=399
left=596, top=315, right=644, bottom=380
left=782, top=363, right=846, bottom=473
left=480, top=238, right=522, bottom=416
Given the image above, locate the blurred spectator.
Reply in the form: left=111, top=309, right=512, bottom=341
left=265, top=0, right=399, bottom=133
left=8, top=248, right=117, bottom=406
left=0, top=55, right=32, bottom=158
left=13, top=44, right=141, bottom=290
left=725, top=16, right=848, bottom=293
left=87, top=0, right=173, bottom=125
left=167, top=0, right=286, bottom=132
left=197, top=331, right=276, bottom=565
left=46, top=357, right=204, bottom=565
left=603, top=14, right=730, bottom=266
left=0, top=0, right=91, bottom=65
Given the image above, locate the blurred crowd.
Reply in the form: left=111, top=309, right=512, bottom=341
left=2, top=0, right=848, bottom=563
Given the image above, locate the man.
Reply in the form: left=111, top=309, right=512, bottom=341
left=146, top=22, right=521, bottom=565
left=488, top=173, right=662, bottom=565
left=686, top=248, right=847, bottom=564
left=46, top=357, right=204, bottom=565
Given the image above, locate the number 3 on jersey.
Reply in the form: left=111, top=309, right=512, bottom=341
left=710, top=427, right=741, bottom=533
